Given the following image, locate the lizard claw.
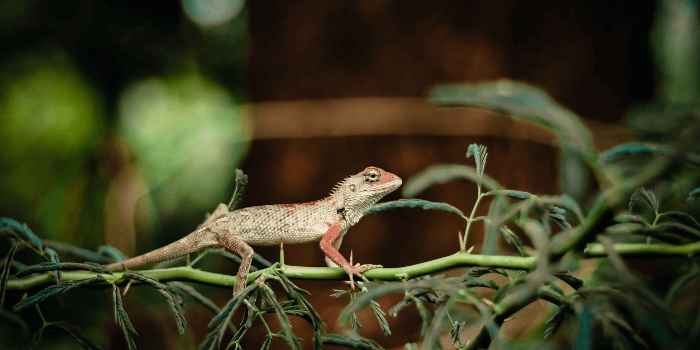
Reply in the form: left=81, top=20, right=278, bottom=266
left=343, top=264, right=382, bottom=291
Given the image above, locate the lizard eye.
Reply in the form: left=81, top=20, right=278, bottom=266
left=349, top=184, right=356, bottom=192
left=366, top=170, right=380, bottom=182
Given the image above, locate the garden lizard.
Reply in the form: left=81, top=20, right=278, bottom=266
left=108, top=167, right=402, bottom=294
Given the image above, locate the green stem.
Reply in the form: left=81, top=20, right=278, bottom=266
left=462, top=185, right=484, bottom=252
left=189, top=249, right=212, bottom=267
left=8, top=253, right=537, bottom=290
left=585, top=241, right=700, bottom=257
left=652, top=212, right=662, bottom=227
left=35, top=304, right=48, bottom=326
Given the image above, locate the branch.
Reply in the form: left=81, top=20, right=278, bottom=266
left=584, top=241, right=700, bottom=257
left=7, top=253, right=537, bottom=291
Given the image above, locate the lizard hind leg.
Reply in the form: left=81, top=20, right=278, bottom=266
left=217, top=233, right=254, bottom=295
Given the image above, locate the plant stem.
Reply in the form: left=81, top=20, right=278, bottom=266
left=8, top=253, right=537, bottom=290
left=585, top=241, right=700, bottom=257
left=35, top=304, right=48, bottom=326
left=462, top=185, right=484, bottom=252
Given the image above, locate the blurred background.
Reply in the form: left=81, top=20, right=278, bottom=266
left=0, top=0, right=698, bottom=349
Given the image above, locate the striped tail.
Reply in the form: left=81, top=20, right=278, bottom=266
left=107, top=229, right=217, bottom=271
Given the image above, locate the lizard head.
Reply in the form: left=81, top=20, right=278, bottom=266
left=331, top=166, right=402, bottom=224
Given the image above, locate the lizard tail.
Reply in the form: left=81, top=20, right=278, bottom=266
left=107, top=229, right=217, bottom=271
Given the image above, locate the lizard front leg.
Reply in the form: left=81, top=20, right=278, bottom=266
left=216, top=232, right=254, bottom=295
left=319, top=218, right=381, bottom=290
left=324, top=236, right=343, bottom=268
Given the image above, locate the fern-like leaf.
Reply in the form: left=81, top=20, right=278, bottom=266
left=370, top=300, right=391, bottom=335
left=466, top=144, right=488, bottom=179
left=16, top=262, right=113, bottom=277
left=13, top=276, right=107, bottom=311
left=449, top=320, right=466, bottom=345
left=598, top=142, right=670, bottom=164
left=112, top=284, right=138, bottom=350
left=1, top=241, right=21, bottom=310
left=688, top=187, right=700, bottom=204
left=662, top=211, right=700, bottom=230
left=629, top=188, right=658, bottom=212
left=321, top=332, right=384, bottom=350
left=123, top=272, right=186, bottom=334
left=402, top=165, right=503, bottom=198
left=364, top=199, right=465, bottom=218
left=200, top=284, right=257, bottom=350
left=0, top=218, right=42, bottom=249
left=544, top=305, right=572, bottom=339
left=227, top=169, right=249, bottom=211
left=260, top=285, right=299, bottom=350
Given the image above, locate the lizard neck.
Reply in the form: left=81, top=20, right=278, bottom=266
left=326, top=194, right=369, bottom=227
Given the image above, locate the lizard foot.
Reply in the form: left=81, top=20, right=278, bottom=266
left=343, top=263, right=383, bottom=291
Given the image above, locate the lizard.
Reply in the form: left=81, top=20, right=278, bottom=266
left=108, top=166, right=402, bottom=294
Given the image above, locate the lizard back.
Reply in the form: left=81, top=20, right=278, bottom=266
left=211, top=200, right=340, bottom=246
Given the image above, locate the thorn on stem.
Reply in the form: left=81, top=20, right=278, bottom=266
left=123, top=280, right=133, bottom=296
left=481, top=298, right=495, bottom=307
left=467, top=246, right=475, bottom=254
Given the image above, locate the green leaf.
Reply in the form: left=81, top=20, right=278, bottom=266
left=423, top=297, right=454, bottom=350
left=466, top=144, right=488, bottom=180
left=402, top=165, right=502, bottom=198
left=449, top=320, right=466, bottom=345
left=201, top=284, right=258, bottom=350
left=227, top=169, right=249, bottom=211
left=614, top=214, right=649, bottom=226
left=598, top=142, right=670, bottom=164
left=331, top=289, right=349, bottom=298
left=13, top=276, right=108, bottom=311
left=365, top=199, right=465, bottom=218
left=544, top=305, right=572, bottom=339
left=321, top=332, right=384, bottom=350
left=42, top=240, right=127, bottom=263
left=413, top=296, right=433, bottom=337
left=0, top=218, right=42, bottom=250
left=370, top=300, right=391, bottom=335
left=688, top=187, right=700, bottom=204
left=260, top=335, right=272, bottom=350
left=169, top=282, right=237, bottom=335
left=661, top=211, right=700, bottom=230
left=500, top=227, right=529, bottom=257
left=549, top=279, right=564, bottom=296
left=112, top=284, right=138, bottom=350
left=1, top=241, right=21, bottom=310
left=431, top=82, right=595, bottom=198
left=465, top=267, right=509, bottom=279
left=16, top=262, right=113, bottom=277
left=553, top=270, right=584, bottom=290
left=122, top=272, right=186, bottom=334
left=261, top=286, right=299, bottom=350
left=629, top=188, right=658, bottom=212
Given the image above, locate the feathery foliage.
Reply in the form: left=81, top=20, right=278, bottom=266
left=4, top=81, right=700, bottom=350
left=227, top=169, right=249, bottom=211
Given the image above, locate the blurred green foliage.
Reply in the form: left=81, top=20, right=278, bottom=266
left=0, top=1, right=251, bottom=251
